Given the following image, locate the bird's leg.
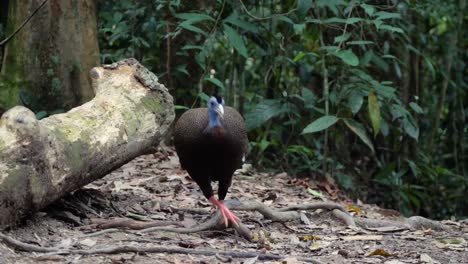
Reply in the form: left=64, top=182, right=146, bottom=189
left=208, top=196, right=239, bottom=227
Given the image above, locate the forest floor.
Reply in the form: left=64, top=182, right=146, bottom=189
left=0, top=147, right=466, bottom=264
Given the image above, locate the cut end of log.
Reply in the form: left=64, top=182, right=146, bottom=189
left=1, top=106, right=38, bottom=133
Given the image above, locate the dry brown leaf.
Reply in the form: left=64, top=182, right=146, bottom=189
left=346, top=205, right=363, bottom=215
left=300, top=235, right=321, bottom=241
left=367, top=248, right=395, bottom=257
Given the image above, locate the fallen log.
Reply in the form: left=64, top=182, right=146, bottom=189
left=0, top=59, right=174, bottom=228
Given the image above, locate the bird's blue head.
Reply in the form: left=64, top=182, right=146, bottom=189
left=207, top=96, right=224, bottom=128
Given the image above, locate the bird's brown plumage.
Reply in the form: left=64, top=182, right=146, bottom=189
left=173, top=106, right=248, bottom=200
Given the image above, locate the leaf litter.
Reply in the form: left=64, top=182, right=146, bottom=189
left=0, top=146, right=466, bottom=263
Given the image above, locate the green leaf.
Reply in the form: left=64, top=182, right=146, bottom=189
left=394, top=61, right=402, bottom=78
left=293, top=23, right=306, bottom=34
left=204, top=77, right=225, bottom=89
left=371, top=52, right=389, bottom=72
left=293, top=52, right=306, bottom=62
left=174, top=105, right=189, bottom=110
left=374, top=11, right=401, bottom=20
left=297, top=0, right=313, bottom=17
left=346, top=17, right=364, bottom=24
left=348, top=91, right=364, bottom=114
left=181, top=45, right=203, bottom=50
left=371, top=80, right=396, bottom=99
left=368, top=91, right=381, bottom=137
left=198, top=92, right=210, bottom=102
left=178, top=21, right=208, bottom=36
left=316, top=0, right=344, bottom=15
left=424, top=56, right=436, bottom=79
left=323, top=17, right=347, bottom=24
left=301, top=88, right=317, bottom=104
left=258, top=139, right=270, bottom=152
left=175, top=65, right=190, bottom=76
left=347, top=40, right=374, bottom=45
left=35, top=111, right=48, bottom=120
left=407, top=160, right=418, bottom=177
left=275, top=15, right=294, bottom=24
left=302, top=115, right=339, bottom=134
left=334, top=49, right=359, bottom=66
left=350, top=68, right=372, bottom=81
left=224, top=14, right=258, bottom=33
left=343, top=118, right=375, bottom=153
left=403, top=118, right=419, bottom=140
left=224, top=24, right=248, bottom=58
left=175, top=13, right=214, bottom=22
left=409, top=102, right=423, bottom=114
left=379, top=25, right=404, bottom=34
left=361, top=4, right=375, bottom=16
left=380, top=117, right=389, bottom=136
left=334, top=33, right=351, bottom=43
left=390, top=104, right=408, bottom=120
left=307, top=188, right=324, bottom=198
left=245, top=99, right=288, bottom=130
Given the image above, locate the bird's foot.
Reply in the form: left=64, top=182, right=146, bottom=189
left=209, top=197, right=240, bottom=227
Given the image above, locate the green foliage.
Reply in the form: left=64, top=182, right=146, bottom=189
left=302, top=116, right=339, bottom=134
left=95, top=0, right=467, bottom=219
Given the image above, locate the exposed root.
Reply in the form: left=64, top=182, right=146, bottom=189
left=0, top=232, right=322, bottom=263
left=279, top=202, right=347, bottom=212
left=138, top=210, right=253, bottom=241
left=89, top=217, right=182, bottom=230
left=354, top=216, right=449, bottom=231
left=332, top=209, right=356, bottom=226
left=86, top=200, right=449, bottom=242
left=407, top=216, right=449, bottom=231
left=80, top=228, right=122, bottom=238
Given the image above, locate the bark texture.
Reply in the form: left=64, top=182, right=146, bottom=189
left=0, top=59, right=175, bottom=228
left=0, top=0, right=99, bottom=111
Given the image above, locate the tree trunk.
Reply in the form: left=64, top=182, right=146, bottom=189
left=0, top=59, right=175, bottom=228
left=0, top=0, right=99, bottom=112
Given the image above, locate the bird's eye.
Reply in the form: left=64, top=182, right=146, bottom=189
left=210, top=102, right=215, bottom=106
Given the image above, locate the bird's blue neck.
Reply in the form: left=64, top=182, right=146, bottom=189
left=208, top=111, right=222, bottom=128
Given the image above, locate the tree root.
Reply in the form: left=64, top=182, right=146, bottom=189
left=89, top=217, right=183, bottom=230
left=355, top=216, right=449, bottom=231
left=0, top=232, right=322, bottom=263
left=84, top=200, right=449, bottom=241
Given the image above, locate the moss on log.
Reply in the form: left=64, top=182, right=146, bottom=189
left=0, top=59, right=174, bottom=228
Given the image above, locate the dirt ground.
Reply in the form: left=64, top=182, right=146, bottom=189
left=0, top=147, right=467, bottom=264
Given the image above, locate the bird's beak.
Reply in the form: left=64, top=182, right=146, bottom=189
left=215, top=105, right=224, bottom=119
